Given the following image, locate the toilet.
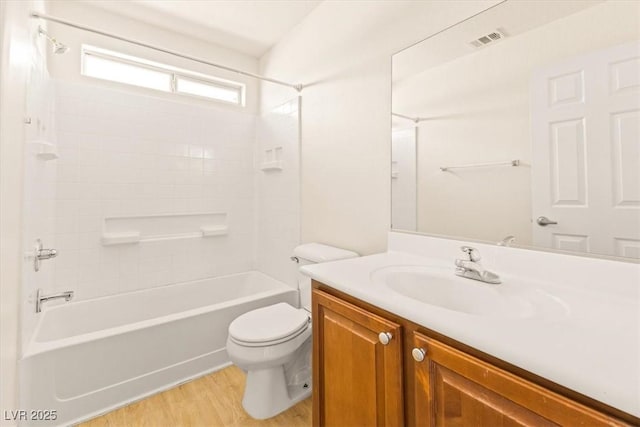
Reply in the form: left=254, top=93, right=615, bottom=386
left=226, top=243, right=358, bottom=419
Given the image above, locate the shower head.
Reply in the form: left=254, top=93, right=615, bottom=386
left=52, top=42, right=70, bottom=55
left=38, top=26, right=69, bottom=55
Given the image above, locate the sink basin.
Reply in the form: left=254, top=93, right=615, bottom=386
left=370, top=265, right=568, bottom=319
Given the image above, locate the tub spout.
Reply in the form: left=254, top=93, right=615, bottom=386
left=36, top=289, right=74, bottom=313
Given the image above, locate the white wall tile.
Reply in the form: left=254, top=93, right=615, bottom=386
left=254, top=98, right=301, bottom=288
left=52, top=80, right=258, bottom=300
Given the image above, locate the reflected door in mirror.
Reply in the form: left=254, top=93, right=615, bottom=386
left=531, top=41, right=640, bottom=258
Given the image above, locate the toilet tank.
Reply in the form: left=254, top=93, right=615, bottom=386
left=292, top=243, right=358, bottom=311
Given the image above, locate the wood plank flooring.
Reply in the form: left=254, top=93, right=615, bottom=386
left=79, top=366, right=312, bottom=427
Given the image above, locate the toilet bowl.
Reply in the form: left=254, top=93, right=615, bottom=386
left=226, top=243, right=358, bottom=419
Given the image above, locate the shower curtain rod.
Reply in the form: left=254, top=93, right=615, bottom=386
left=392, top=113, right=428, bottom=123
left=30, top=11, right=303, bottom=92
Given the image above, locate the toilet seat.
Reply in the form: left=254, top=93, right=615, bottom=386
left=229, top=303, right=310, bottom=347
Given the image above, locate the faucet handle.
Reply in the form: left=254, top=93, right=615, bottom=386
left=460, top=246, right=481, bottom=262
left=498, top=235, right=516, bottom=246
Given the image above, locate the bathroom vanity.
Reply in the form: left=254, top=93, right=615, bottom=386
left=369, top=0, right=640, bottom=423
left=312, top=285, right=632, bottom=426
left=302, top=233, right=640, bottom=427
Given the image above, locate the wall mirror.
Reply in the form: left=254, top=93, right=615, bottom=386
left=391, top=0, right=640, bottom=260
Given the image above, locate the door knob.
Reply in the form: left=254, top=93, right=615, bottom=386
left=412, top=348, right=426, bottom=362
left=378, top=332, right=393, bottom=345
left=536, top=216, right=558, bottom=226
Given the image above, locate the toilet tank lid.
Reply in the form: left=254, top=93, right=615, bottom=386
left=293, top=243, right=358, bottom=263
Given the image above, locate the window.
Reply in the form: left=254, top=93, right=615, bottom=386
left=82, top=53, right=172, bottom=92
left=81, top=45, right=245, bottom=106
left=176, top=75, right=240, bottom=104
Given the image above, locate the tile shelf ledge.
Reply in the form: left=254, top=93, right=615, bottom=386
left=260, top=160, right=283, bottom=171
left=27, top=139, right=59, bottom=160
left=101, top=227, right=229, bottom=246
left=101, top=212, right=228, bottom=246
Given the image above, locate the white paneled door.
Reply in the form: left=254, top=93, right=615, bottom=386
left=531, top=41, right=640, bottom=259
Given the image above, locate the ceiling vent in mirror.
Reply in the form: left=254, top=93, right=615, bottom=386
left=469, top=29, right=506, bottom=48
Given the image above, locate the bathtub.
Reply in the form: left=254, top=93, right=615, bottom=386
left=19, top=271, right=298, bottom=426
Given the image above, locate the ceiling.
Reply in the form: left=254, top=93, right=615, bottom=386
left=392, top=0, right=602, bottom=83
left=83, top=0, right=322, bottom=58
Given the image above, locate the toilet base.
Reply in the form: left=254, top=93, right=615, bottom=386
left=242, top=366, right=311, bottom=419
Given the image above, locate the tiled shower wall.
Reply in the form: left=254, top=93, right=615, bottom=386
left=21, top=33, right=57, bottom=346
left=50, top=81, right=256, bottom=300
left=254, top=98, right=301, bottom=288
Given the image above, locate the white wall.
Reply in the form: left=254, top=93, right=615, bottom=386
left=0, top=0, right=46, bottom=423
left=393, top=0, right=640, bottom=246
left=47, top=1, right=259, bottom=113
left=259, top=0, right=499, bottom=255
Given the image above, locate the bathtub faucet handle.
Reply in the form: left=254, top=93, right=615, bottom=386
left=33, top=239, right=58, bottom=272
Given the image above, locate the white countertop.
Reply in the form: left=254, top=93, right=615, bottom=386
left=301, top=234, right=640, bottom=418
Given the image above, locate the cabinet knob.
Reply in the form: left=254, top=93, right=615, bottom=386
left=412, top=347, right=426, bottom=362
left=378, top=332, right=393, bottom=345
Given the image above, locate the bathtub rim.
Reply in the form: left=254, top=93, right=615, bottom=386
left=23, top=270, right=297, bottom=359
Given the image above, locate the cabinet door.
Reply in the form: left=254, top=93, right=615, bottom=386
left=312, top=289, right=404, bottom=427
left=412, top=332, right=628, bottom=427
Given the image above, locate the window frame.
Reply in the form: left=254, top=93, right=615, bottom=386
left=80, top=45, right=246, bottom=107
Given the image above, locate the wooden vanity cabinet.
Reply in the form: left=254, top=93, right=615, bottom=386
left=413, top=333, right=627, bottom=427
left=312, top=288, right=404, bottom=427
left=312, top=284, right=635, bottom=427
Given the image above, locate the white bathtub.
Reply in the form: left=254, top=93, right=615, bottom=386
left=19, top=271, right=298, bottom=426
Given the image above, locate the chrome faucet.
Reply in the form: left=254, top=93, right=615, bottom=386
left=33, top=239, right=58, bottom=272
left=36, top=289, right=74, bottom=313
left=454, top=246, right=501, bottom=284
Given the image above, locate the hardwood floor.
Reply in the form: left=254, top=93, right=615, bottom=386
left=79, top=366, right=312, bottom=427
